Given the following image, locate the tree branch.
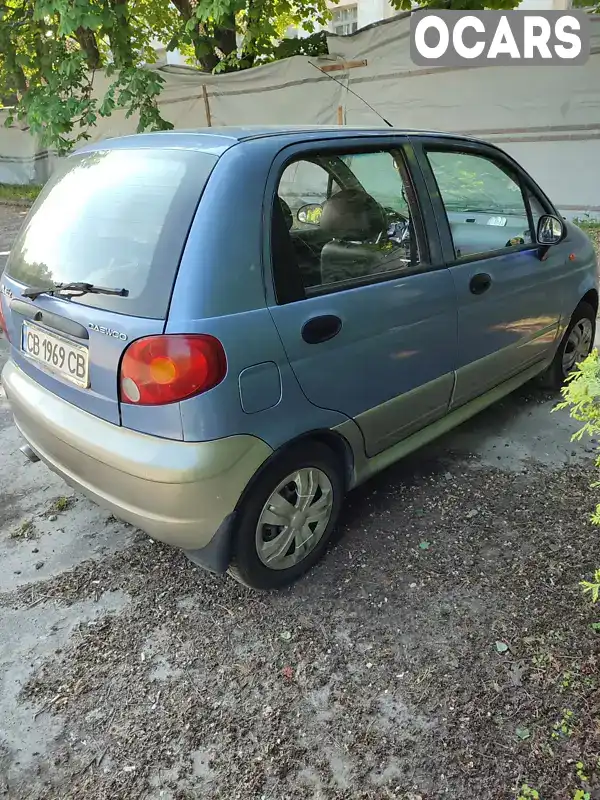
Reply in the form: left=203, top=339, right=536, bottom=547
left=214, top=13, right=237, bottom=59
left=75, top=27, right=102, bottom=70
left=170, top=0, right=231, bottom=71
left=170, top=0, right=194, bottom=19
left=108, top=0, right=134, bottom=67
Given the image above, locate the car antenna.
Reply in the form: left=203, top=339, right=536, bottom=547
left=308, top=60, right=394, bottom=128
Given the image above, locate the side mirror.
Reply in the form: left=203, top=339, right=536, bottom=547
left=297, top=203, right=323, bottom=225
left=537, top=214, right=566, bottom=246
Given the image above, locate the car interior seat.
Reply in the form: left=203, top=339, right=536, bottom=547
left=319, top=188, right=388, bottom=286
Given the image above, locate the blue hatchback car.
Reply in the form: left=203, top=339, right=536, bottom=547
left=0, top=126, right=597, bottom=589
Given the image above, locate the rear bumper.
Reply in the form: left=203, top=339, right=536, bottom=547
left=1, top=360, right=273, bottom=554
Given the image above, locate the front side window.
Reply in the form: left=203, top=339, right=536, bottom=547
left=426, top=150, right=537, bottom=259
left=274, top=148, right=422, bottom=297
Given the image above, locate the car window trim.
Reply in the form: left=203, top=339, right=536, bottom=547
left=264, top=136, right=440, bottom=305
left=411, top=137, right=555, bottom=267
left=304, top=261, right=427, bottom=298
left=442, top=242, right=541, bottom=269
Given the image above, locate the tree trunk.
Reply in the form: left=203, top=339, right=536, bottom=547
left=214, top=15, right=237, bottom=59
left=171, top=0, right=239, bottom=71
left=198, top=49, right=220, bottom=72
left=76, top=27, right=102, bottom=70
left=171, top=0, right=217, bottom=71
left=170, top=0, right=194, bottom=19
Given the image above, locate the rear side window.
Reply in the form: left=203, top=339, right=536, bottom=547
left=5, top=148, right=218, bottom=319
left=274, top=148, right=424, bottom=299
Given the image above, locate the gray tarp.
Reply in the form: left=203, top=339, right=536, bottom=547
left=1, top=11, right=599, bottom=217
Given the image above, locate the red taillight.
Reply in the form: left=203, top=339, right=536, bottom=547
left=120, top=334, right=227, bottom=406
left=0, top=299, right=9, bottom=342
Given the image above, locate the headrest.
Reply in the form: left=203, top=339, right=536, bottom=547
left=319, top=188, right=386, bottom=241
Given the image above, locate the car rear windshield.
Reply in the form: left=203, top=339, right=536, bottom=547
left=5, top=147, right=219, bottom=319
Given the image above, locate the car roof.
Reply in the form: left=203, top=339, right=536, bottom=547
left=74, top=125, right=485, bottom=155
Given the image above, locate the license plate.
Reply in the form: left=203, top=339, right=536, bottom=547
left=22, top=323, right=89, bottom=388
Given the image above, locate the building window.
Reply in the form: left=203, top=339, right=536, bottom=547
left=330, top=5, right=358, bottom=35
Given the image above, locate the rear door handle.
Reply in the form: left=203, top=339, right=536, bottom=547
left=301, top=314, right=342, bottom=344
left=469, top=273, right=492, bottom=295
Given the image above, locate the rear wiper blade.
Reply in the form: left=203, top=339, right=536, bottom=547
left=22, top=282, right=129, bottom=301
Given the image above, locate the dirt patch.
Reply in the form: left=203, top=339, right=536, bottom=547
left=2, top=450, right=599, bottom=800
left=8, top=519, right=39, bottom=541
left=41, top=495, right=77, bottom=518
left=0, top=491, right=27, bottom=530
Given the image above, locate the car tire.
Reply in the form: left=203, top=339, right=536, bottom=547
left=539, top=301, right=596, bottom=390
left=228, top=441, right=345, bottom=590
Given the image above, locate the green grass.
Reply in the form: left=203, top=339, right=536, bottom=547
left=0, top=183, right=42, bottom=202
left=48, top=495, right=74, bottom=514
left=573, top=216, right=600, bottom=233
left=9, top=519, right=38, bottom=540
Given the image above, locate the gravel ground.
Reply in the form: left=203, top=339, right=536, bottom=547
left=0, top=206, right=28, bottom=273
left=1, top=206, right=600, bottom=800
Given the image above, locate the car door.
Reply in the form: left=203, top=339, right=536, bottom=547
left=265, top=136, right=457, bottom=459
left=413, top=137, right=565, bottom=409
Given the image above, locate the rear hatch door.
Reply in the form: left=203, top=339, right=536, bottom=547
left=1, top=145, right=218, bottom=427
